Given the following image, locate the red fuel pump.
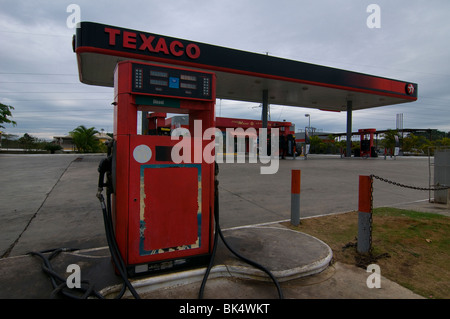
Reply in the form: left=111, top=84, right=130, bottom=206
left=111, top=61, right=216, bottom=276
left=97, top=60, right=282, bottom=299
left=358, top=128, right=377, bottom=158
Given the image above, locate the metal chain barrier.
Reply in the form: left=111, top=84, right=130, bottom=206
left=345, top=174, right=449, bottom=268
left=370, top=174, right=450, bottom=191
left=351, top=174, right=450, bottom=268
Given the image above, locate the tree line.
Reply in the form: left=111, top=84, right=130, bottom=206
left=1, top=126, right=108, bottom=153
left=307, top=129, right=450, bottom=155
left=2, top=102, right=449, bottom=155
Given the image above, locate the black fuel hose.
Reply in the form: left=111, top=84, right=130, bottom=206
left=97, top=156, right=141, bottom=299
left=198, top=165, right=284, bottom=299
left=29, top=156, right=139, bottom=299
left=198, top=179, right=220, bottom=299
left=28, top=248, right=104, bottom=299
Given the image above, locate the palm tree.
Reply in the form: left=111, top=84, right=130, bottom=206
left=70, top=125, right=100, bottom=153
left=381, top=129, right=400, bottom=151
left=0, top=102, right=17, bottom=128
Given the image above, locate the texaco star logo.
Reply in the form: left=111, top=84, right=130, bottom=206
left=406, top=83, right=415, bottom=95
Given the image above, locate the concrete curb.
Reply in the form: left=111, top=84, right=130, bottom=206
left=100, top=226, right=333, bottom=298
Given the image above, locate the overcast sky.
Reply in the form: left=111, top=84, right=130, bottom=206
left=1, top=0, right=449, bottom=140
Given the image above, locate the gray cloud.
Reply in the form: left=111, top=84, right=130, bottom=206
left=1, top=0, right=449, bottom=140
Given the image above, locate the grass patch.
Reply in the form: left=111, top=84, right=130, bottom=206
left=282, top=207, right=450, bottom=299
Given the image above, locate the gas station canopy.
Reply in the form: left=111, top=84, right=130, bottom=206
left=74, top=22, right=417, bottom=111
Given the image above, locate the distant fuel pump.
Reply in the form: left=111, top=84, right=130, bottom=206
left=110, top=61, right=216, bottom=276
left=358, top=128, right=378, bottom=158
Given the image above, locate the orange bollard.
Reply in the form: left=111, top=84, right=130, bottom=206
left=357, top=175, right=373, bottom=254
left=358, top=175, right=372, bottom=213
left=291, top=170, right=301, bottom=226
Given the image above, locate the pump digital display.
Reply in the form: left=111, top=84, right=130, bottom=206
left=180, top=74, right=196, bottom=81
left=150, top=79, right=168, bottom=86
left=180, top=83, right=196, bottom=89
left=132, top=63, right=213, bottom=100
left=150, top=70, right=168, bottom=78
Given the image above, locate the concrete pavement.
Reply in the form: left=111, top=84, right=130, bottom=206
left=0, top=153, right=434, bottom=300
left=0, top=154, right=79, bottom=257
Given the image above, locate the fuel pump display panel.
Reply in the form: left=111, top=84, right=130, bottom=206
left=132, top=63, right=213, bottom=101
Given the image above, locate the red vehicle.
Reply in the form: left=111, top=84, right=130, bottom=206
left=160, top=115, right=297, bottom=156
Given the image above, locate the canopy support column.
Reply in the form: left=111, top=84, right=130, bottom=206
left=262, top=89, right=269, bottom=129
left=346, top=100, right=353, bottom=158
